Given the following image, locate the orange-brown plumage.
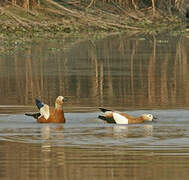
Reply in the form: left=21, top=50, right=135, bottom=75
left=119, top=113, right=145, bottom=124
left=37, top=107, right=65, bottom=123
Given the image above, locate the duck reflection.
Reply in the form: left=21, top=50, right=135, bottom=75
left=40, top=124, right=66, bottom=179
left=41, top=125, right=64, bottom=138
left=41, top=124, right=65, bottom=148
left=113, top=124, right=153, bottom=138
left=41, top=125, right=51, bottom=140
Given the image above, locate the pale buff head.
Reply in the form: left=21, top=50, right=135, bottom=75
left=141, top=114, right=154, bottom=121
left=55, top=96, right=66, bottom=106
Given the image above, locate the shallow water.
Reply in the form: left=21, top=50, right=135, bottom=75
left=1, top=110, right=189, bottom=179
left=0, top=33, right=189, bottom=179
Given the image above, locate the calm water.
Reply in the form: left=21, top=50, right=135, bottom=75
left=0, top=33, right=189, bottom=179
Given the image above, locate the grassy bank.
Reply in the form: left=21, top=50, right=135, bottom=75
left=0, top=0, right=188, bottom=35
left=0, top=0, right=188, bottom=55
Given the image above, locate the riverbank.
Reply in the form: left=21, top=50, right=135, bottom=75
left=0, top=0, right=189, bottom=55
left=0, top=0, right=187, bottom=35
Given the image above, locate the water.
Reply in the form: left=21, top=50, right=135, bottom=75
left=0, top=33, right=189, bottom=179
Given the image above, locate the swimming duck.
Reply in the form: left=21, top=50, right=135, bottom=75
left=98, top=108, right=156, bottom=124
left=25, top=96, right=66, bottom=123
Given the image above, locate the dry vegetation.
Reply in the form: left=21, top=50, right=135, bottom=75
left=0, top=0, right=187, bottom=33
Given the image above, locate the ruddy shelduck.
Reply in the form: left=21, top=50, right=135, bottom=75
left=25, top=96, right=67, bottom=123
left=98, top=108, right=156, bottom=124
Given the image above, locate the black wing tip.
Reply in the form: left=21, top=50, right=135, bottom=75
left=99, top=107, right=111, bottom=112
left=25, top=113, right=41, bottom=119
left=25, top=113, right=31, bottom=116
left=98, top=115, right=116, bottom=124
left=98, top=115, right=107, bottom=120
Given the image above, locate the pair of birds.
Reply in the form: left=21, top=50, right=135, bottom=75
left=25, top=96, right=156, bottom=124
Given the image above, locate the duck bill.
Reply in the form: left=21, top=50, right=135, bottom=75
left=152, top=116, right=158, bottom=122
left=63, top=97, right=67, bottom=102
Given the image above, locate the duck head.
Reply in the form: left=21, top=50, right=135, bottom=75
left=55, top=96, right=67, bottom=109
left=141, top=114, right=156, bottom=121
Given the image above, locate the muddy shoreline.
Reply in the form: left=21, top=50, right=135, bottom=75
left=0, top=1, right=189, bottom=56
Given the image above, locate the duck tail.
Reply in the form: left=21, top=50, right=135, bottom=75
left=25, top=113, right=41, bottom=119
left=99, top=108, right=112, bottom=113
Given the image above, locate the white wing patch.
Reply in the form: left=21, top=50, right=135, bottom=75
left=39, top=104, right=50, bottom=120
left=113, top=112, right=128, bottom=124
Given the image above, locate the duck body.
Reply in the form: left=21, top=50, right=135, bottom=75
left=25, top=96, right=66, bottom=123
left=37, top=107, right=65, bottom=123
left=98, top=108, right=155, bottom=124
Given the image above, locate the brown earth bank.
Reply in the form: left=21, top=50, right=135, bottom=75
left=0, top=0, right=189, bottom=35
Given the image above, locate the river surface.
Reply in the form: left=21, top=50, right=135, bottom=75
left=0, top=33, right=189, bottom=179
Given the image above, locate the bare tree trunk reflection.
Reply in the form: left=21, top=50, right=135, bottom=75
left=0, top=34, right=189, bottom=111
left=148, top=35, right=156, bottom=106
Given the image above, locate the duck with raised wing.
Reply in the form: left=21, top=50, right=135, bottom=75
left=25, top=96, right=67, bottom=123
left=98, top=108, right=156, bottom=124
